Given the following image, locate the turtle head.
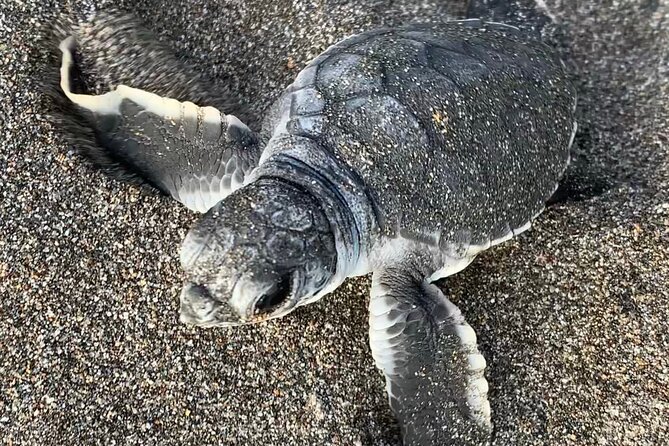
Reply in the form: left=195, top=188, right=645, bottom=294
left=178, top=179, right=338, bottom=327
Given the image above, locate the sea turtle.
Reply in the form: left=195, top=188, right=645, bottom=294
left=51, top=1, right=576, bottom=444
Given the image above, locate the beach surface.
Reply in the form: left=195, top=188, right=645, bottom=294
left=1, top=0, right=667, bottom=444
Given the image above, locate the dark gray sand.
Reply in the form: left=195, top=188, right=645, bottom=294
left=1, top=0, right=668, bottom=445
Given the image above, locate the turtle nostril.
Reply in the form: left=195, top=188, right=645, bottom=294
left=254, top=274, right=292, bottom=314
left=181, top=283, right=217, bottom=317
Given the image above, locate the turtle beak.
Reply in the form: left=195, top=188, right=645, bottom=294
left=178, top=273, right=302, bottom=327
left=179, top=282, right=245, bottom=327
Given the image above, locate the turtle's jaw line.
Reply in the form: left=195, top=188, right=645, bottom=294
left=179, top=311, right=290, bottom=328
left=178, top=295, right=295, bottom=328
left=178, top=305, right=247, bottom=328
left=180, top=315, right=241, bottom=328
left=178, top=292, right=298, bottom=328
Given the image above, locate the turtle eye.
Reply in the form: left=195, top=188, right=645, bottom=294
left=254, top=274, right=292, bottom=314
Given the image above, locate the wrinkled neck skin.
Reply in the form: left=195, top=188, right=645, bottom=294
left=250, top=135, right=378, bottom=302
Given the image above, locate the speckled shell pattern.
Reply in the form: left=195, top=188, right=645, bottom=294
left=263, top=20, right=576, bottom=253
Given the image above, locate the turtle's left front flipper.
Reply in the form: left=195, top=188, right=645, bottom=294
left=369, top=266, right=492, bottom=445
left=52, top=16, right=261, bottom=213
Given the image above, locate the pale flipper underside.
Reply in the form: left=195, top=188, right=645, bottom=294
left=369, top=264, right=491, bottom=445
left=56, top=32, right=260, bottom=213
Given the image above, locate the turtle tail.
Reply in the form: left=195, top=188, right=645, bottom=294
left=45, top=10, right=255, bottom=191
left=465, top=0, right=554, bottom=36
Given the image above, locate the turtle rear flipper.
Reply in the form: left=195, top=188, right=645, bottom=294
left=50, top=13, right=260, bottom=213
left=466, top=0, right=553, bottom=35
left=369, top=264, right=491, bottom=445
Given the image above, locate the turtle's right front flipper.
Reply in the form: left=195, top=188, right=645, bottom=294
left=369, top=264, right=491, bottom=445
left=51, top=15, right=261, bottom=213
